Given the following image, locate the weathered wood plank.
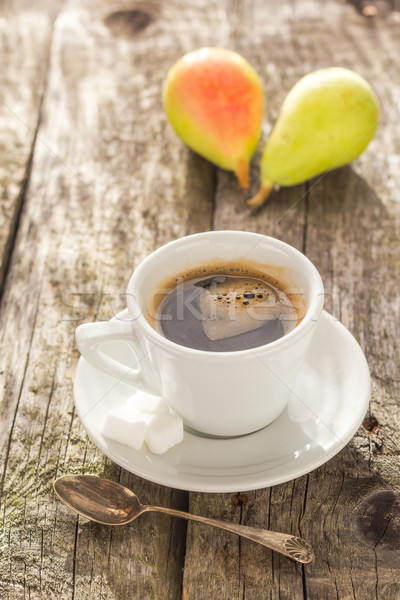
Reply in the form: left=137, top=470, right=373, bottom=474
left=183, top=1, right=400, bottom=599
left=0, top=1, right=59, bottom=292
left=0, top=0, right=216, bottom=598
left=0, top=0, right=399, bottom=598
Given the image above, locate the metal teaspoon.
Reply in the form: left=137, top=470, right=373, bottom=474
left=53, top=475, right=314, bottom=564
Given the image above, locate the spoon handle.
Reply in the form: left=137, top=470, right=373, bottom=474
left=144, top=506, right=314, bottom=563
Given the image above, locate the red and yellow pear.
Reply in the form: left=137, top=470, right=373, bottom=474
left=163, top=47, right=264, bottom=188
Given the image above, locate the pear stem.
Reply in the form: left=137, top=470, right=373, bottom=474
left=235, top=158, right=250, bottom=189
left=247, top=185, right=273, bottom=209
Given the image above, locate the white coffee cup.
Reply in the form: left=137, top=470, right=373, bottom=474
left=75, top=231, right=324, bottom=437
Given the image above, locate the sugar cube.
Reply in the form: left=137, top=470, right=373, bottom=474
left=145, top=413, right=184, bottom=455
left=102, top=393, right=184, bottom=454
left=101, top=404, right=151, bottom=450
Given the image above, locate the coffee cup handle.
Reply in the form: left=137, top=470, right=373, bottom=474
left=75, top=321, right=159, bottom=394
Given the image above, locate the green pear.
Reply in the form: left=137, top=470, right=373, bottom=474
left=163, top=47, right=263, bottom=188
left=248, top=67, right=379, bottom=208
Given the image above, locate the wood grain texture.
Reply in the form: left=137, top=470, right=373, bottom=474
left=0, top=0, right=60, bottom=293
left=183, top=1, right=400, bottom=599
left=0, top=0, right=215, bottom=598
left=0, top=0, right=399, bottom=598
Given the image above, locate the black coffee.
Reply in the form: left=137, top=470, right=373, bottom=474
left=149, top=263, right=301, bottom=352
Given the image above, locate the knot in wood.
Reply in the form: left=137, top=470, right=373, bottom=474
left=104, top=10, right=153, bottom=38
left=362, top=415, right=379, bottom=433
left=353, top=490, right=400, bottom=552
left=231, top=493, right=248, bottom=507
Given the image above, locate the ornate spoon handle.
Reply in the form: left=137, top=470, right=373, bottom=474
left=143, top=506, right=314, bottom=563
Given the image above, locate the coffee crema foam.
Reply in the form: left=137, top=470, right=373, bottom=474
left=146, top=260, right=306, bottom=352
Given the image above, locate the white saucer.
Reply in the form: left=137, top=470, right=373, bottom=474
left=74, top=310, right=370, bottom=493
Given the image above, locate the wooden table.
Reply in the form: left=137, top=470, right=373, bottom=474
left=1, top=0, right=399, bottom=598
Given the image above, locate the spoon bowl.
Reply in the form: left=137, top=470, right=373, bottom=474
left=54, top=475, right=314, bottom=563
left=54, top=474, right=144, bottom=525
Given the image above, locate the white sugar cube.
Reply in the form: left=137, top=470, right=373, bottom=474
left=102, top=393, right=184, bottom=454
left=145, top=413, right=184, bottom=455
left=101, top=405, right=151, bottom=450
left=126, top=391, right=169, bottom=414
